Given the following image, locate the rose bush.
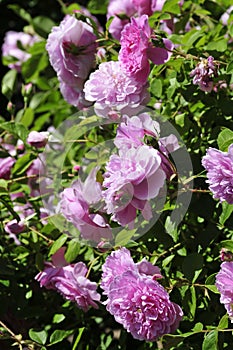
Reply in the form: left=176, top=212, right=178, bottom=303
left=0, top=0, right=233, bottom=349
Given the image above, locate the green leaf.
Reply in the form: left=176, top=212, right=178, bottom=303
left=205, top=285, right=219, bottom=294
left=49, top=329, right=73, bottom=345
left=0, top=121, right=29, bottom=142
left=72, top=328, right=85, bottom=350
left=163, top=0, right=180, bottom=14
left=150, top=78, right=162, bottom=97
left=205, top=273, right=217, bottom=285
left=226, top=61, right=233, bottom=74
left=53, top=314, right=66, bottom=324
left=12, top=153, right=35, bottom=176
left=184, top=286, right=196, bottom=320
left=29, top=329, right=47, bottom=345
left=16, top=108, right=34, bottom=127
left=115, top=229, right=137, bottom=246
left=218, top=240, right=233, bottom=251
left=28, top=41, right=46, bottom=55
left=22, top=53, right=48, bottom=82
left=65, top=3, right=81, bottom=14
left=8, top=4, right=32, bottom=23
left=49, top=234, right=68, bottom=256
left=87, top=0, right=108, bottom=14
left=32, top=16, right=55, bottom=38
left=165, top=216, right=178, bottom=242
left=192, top=322, right=203, bottom=332
left=0, top=179, right=8, bottom=192
left=162, top=254, right=175, bottom=268
left=202, top=330, right=218, bottom=350
left=219, top=202, right=233, bottom=226
left=182, top=29, right=204, bottom=47
left=206, top=38, right=227, bottom=52
left=218, top=314, right=228, bottom=329
left=217, top=128, right=233, bottom=152
left=65, top=239, right=80, bottom=263
left=1, top=70, right=17, bottom=99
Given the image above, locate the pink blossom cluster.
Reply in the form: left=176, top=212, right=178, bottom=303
left=84, top=15, right=173, bottom=117
left=60, top=113, right=179, bottom=231
left=101, top=247, right=183, bottom=341
left=0, top=132, right=52, bottom=240
left=190, top=56, right=218, bottom=92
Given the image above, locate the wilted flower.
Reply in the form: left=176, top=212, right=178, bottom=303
left=60, top=168, right=112, bottom=242
left=27, top=131, right=49, bottom=148
left=2, top=31, right=38, bottom=71
left=101, top=247, right=183, bottom=341
left=190, top=56, right=218, bottom=92
left=202, top=145, right=233, bottom=204
left=158, top=134, right=180, bottom=179
left=46, top=15, right=97, bottom=108
left=216, top=261, right=233, bottom=322
left=0, top=157, right=15, bottom=180
left=5, top=219, right=25, bottom=235
left=103, top=145, right=166, bottom=226
left=35, top=248, right=101, bottom=312
left=119, top=15, right=173, bottom=83
left=84, top=61, right=150, bottom=118
left=220, top=248, right=233, bottom=262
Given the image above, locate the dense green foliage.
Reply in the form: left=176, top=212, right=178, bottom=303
left=0, top=0, right=233, bottom=349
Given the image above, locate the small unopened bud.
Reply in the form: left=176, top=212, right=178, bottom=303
left=22, top=83, right=33, bottom=97
left=27, top=131, right=49, bottom=148
left=73, top=165, right=81, bottom=172
left=7, top=101, right=14, bottom=113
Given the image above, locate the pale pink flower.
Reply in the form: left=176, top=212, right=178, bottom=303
left=103, top=145, right=166, bottom=226
left=84, top=61, right=150, bottom=118
left=35, top=248, right=101, bottom=311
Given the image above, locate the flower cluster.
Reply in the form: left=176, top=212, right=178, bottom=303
left=215, top=261, right=233, bottom=322
left=101, top=247, right=183, bottom=341
left=0, top=133, right=51, bottom=241
left=35, top=248, right=101, bottom=312
left=59, top=113, right=179, bottom=232
left=190, top=56, right=218, bottom=92
left=202, top=145, right=233, bottom=204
